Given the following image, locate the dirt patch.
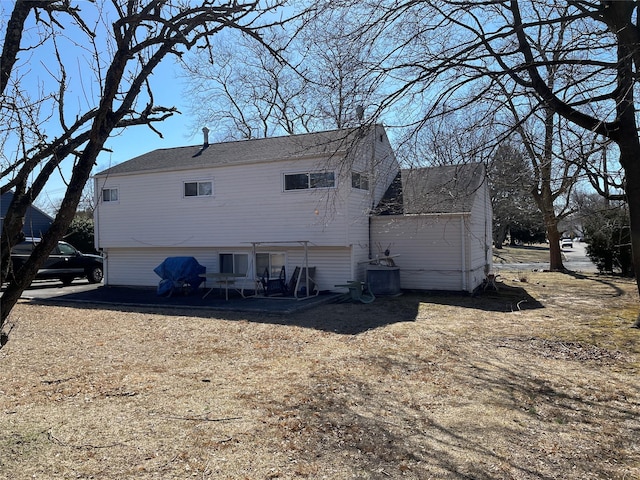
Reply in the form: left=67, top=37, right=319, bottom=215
left=1, top=271, right=639, bottom=479
left=496, top=337, right=625, bottom=363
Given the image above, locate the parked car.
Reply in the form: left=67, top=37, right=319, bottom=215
left=561, top=238, right=573, bottom=249
left=10, top=238, right=103, bottom=285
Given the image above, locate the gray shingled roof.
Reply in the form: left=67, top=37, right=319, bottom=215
left=1, top=191, right=54, bottom=237
left=95, top=128, right=369, bottom=177
left=376, top=162, right=486, bottom=215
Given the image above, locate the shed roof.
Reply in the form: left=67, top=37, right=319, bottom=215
left=375, top=162, right=486, bottom=215
left=95, top=127, right=375, bottom=177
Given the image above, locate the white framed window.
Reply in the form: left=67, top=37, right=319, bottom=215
left=184, top=180, right=213, bottom=197
left=351, top=172, right=369, bottom=190
left=256, top=252, right=285, bottom=277
left=102, top=187, right=119, bottom=202
left=284, top=171, right=335, bottom=191
left=219, top=253, right=248, bottom=275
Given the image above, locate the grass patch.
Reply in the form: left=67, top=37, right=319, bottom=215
left=493, top=243, right=552, bottom=264
left=0, top=429, right=50, bottom=467
left=1, top=270, right=639, bottom=479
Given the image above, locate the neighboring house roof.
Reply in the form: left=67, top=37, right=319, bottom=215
left=1, top=191, right=54, bottom=237
left=95, top=127, right=375, bottom=177
left=375, top=162, right=486, bottom=215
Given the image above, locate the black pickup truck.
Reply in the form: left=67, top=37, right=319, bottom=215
left=10, top=238, right=103, bottom=285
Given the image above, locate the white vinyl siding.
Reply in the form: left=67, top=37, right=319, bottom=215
left=102, top=246, right=353, bottom=291
left=371, top=172, right=492, bottom=293
left=467, top=178, right=493, bottom=287
left=94, top=125, right=399, bottom=251
left=371, top=214, right=469, bottom=291
left=371, top=205, right=491, bottom=293
left=95, top=157, right=358, bottom=249
left=103, top=247, right=219, bottom=287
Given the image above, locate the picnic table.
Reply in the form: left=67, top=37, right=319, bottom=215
left=200, top=272, right=245, bottom=300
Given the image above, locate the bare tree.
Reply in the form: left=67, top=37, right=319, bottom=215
left=313, top=0, right=640, bottom=323
left=489, top=143, right=543, bottom=248
left=182, top=31, right=309, bottom=140
left=489, top=7, right=585, bottom=270
left=182, top=4, right=383, bottom=139
left=0, top=0, right=289, bottom=346
left=506, top=99, right=583, bottom=270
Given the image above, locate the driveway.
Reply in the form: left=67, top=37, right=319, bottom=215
left=19, top=278, right=102, bottom=299
left=562, top=241, right=598, bottom=272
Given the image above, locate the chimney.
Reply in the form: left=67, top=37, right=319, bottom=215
left=202, top=127, right=209, bottom=147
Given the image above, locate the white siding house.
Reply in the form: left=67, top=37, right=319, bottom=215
left=93, top=125, right=399, bottom=292
left=93, top=127, right=492, bottom=294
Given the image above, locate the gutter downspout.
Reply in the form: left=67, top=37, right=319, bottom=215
left=461, top=215, right=467, bottom=292
left=93, top=177, right=105, bottom=285
left=368, top=125, right=376, bottom=262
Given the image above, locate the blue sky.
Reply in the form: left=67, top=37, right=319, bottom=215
left=1, top=2, right=238, bottom=214
left=39, top=60, right=200, bottom=211
left=6, top=1, right=615, bottom=214
left=96, top=61, right=199, bottom=172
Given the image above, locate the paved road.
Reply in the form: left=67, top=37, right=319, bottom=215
left=494, top=242, right=597, bottom=273
left=561, top=242, right=598, bottom=272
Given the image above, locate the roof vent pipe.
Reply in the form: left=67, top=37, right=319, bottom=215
left=202, top=127, right=209, bottom=147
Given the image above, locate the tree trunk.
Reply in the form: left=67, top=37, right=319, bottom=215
left=545, top=220, right=564, bottom=272
left=621, top=152, right=640, bottom=328
left=0, top=136, right=100, bottom=327
left=533, top=182, right=564, bottom=271
left=494, top=223, right=508, bottom=248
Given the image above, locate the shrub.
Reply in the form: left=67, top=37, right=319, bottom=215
left=584, top=205, right=633, bottom=276
left=63, top=217, right=97, bottom=254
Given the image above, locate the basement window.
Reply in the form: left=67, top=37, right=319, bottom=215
left=219, top=253, right=248, bottom=275
left=184, top=180, right=213, bottom=197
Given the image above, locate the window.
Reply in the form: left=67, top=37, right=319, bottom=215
left=256, top=252, right=285, bottom=277
left=57, top=243, right=78, bottom=255
left=310, top=172, right=335, bottom=188
left=102, top=188, right=118, bottom=202
left=352, top=172, right=369, bottom=190
left=284, top=173, right=308, bottom=191
left=184, top=180, right=213, bottom=197
left=284, top=172, right=335, bottom=191
left=219, top=253, right=248, bottom=275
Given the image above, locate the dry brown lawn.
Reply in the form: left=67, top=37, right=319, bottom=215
left=1, top=270, right=639, bottom=479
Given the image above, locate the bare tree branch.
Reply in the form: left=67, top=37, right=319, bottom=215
left=0, top=0, right=292, bottom=342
